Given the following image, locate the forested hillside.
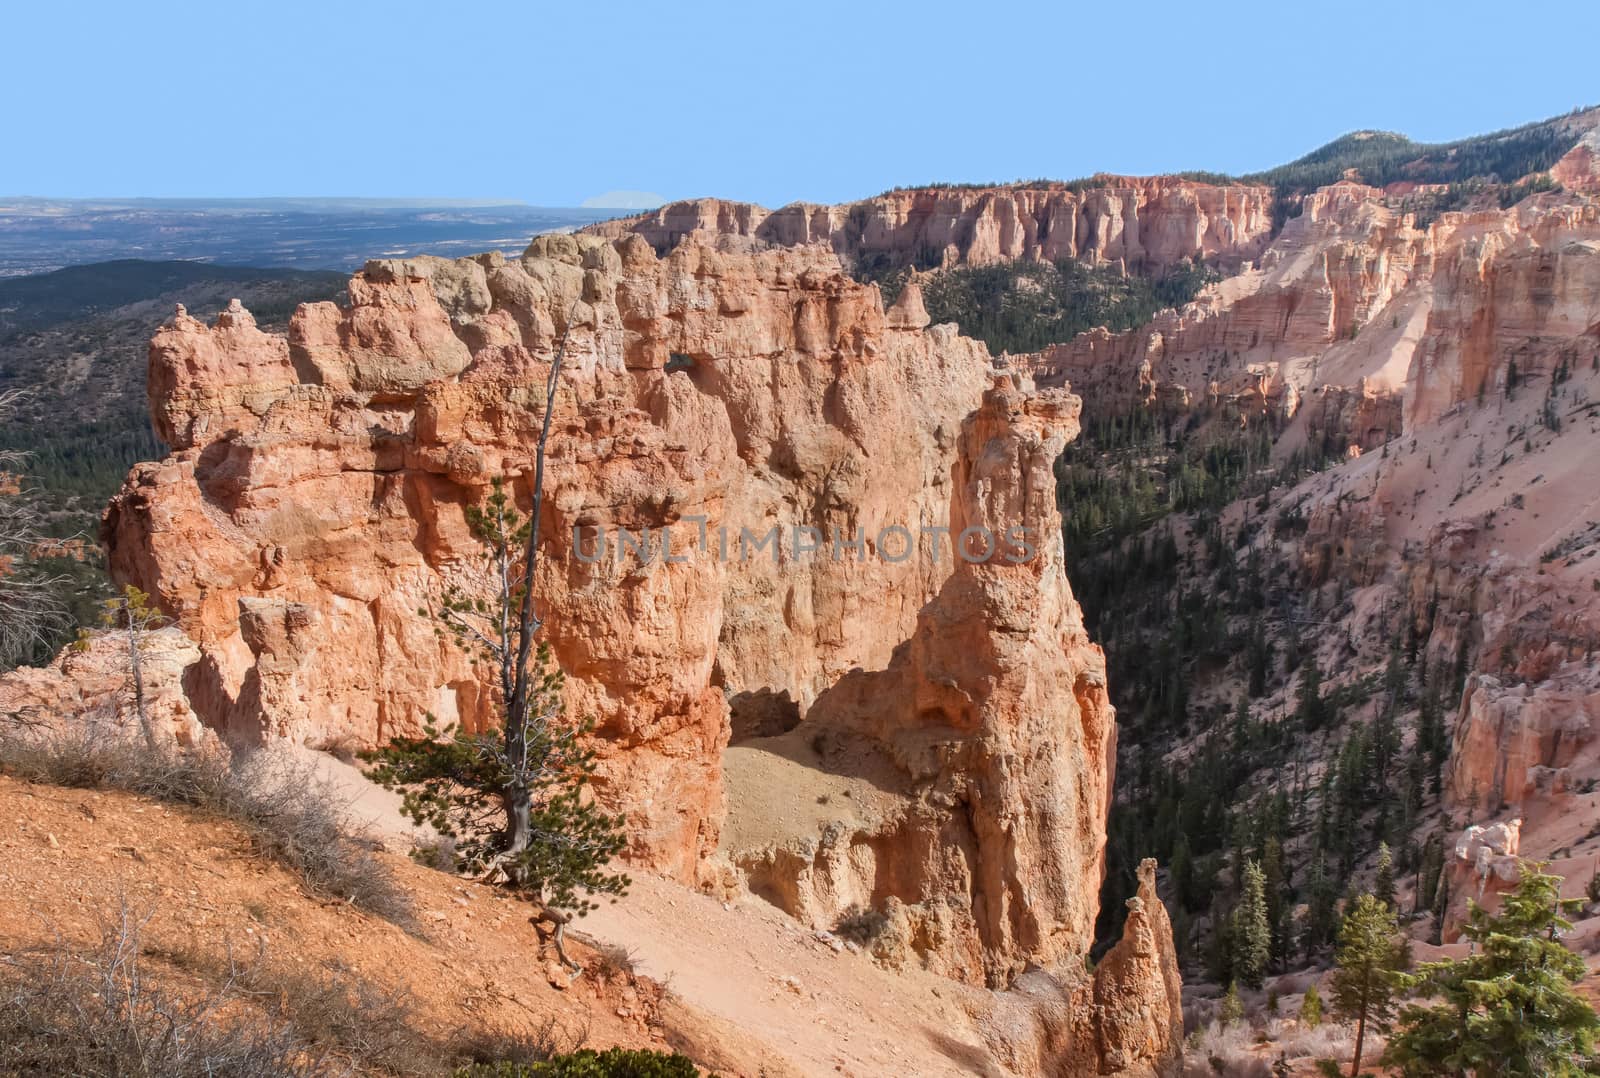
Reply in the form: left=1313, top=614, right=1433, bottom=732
left=0, top=260, right=346, bottom=663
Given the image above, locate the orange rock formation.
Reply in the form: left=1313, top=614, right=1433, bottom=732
left=76, top=231, right=1182, bottom=1074
left=585, top=178, right=1275, bottom=274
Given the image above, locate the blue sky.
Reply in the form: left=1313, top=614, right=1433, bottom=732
left=6, top=0, right=1598, bottom=207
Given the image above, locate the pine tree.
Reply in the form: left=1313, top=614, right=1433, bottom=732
left=1384, top=862, right=1600, bottom=1075
left=1299, top=982, right=1323, bottom=1028
left=1330, top=893, right=1407, bottom=1077
left=1229, top=695, right=1254, bottom=758
left=1247, top=616, right=1273, bottom=698
left=1261, top=836, right=1290, bottom=962
left=364, top=479, right=630, bottom=960
left=1295, top=650, right=1327, bottom=731
left=1303, top=853, right=1340, bottom=959
left=1230, top=859, right=1272, bottom=989
left=1374, top=843, right=1396, bottom=910
left=1416, top=685, right=1447, bottom=796
left=1170, top=832, right=1195, bottom=911
left=363, top=312, right=627, bottom=968
left=1220, top=980, right=1244, bottom=1026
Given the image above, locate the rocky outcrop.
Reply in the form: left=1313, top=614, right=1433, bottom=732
left=85, top=229, right=1178, bottom=1046
left=584, top=178, right=1275, bottom=275
left=1090, top=860, right=1185, bottom=1077
left=1017, top=182, right=1600, bottom=473
left=1407, top=199, right=1600, bottom=429
left=980, top=860, right=1182, bottom=1077
left=105, top=235, right=999, bottom=883
left=0, top=625, right=208, bottom=746
left=1447, top=672, right=1599, bottom=811
left=737, top=375, right=1115, bottom=987
left=1438, top=818, right=1524, bottom=941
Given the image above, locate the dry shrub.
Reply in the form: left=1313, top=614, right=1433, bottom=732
left=448, top=1018, right=588, bottom=1070
left=1183, top=1017, right=1357, bottom=1077
left=833, top=904, right=889, bottom=945
left=1272, top=1019, right=1357, bottom=1063
left=588, top=941, right=638, bottom=982
left=0, top=900, right=322, bottom=1077
left=1181, top=1021, right=1272, bottom=1078
left=1, top=898, right=579, bottom=1077
left=411, top=834, right=460, bottom=874
left=0, top=722, right=412, bottom=926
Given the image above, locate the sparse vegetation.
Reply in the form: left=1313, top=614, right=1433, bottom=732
left=1244, top=110, right=1589, bottom=194
left=833, top=904, right=890, bottom=946
left=0, top=725, right=412, bottom=924
left=876, top=256, right=1219, bottom=355
left=0, top=261, right=349, bottom=665
left=0, top=907, right=323, bottom=1076
left=588, top=941, right=638, bottom=982
left=0, top=897, right=584, bottom=1077
left=0, top=388, right=69, bottom=670
left=458, top=1047, right=699, bottom=1077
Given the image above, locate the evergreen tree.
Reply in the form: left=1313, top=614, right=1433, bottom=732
left=362, top=324, right=627, bottom=969
left=1229, top=695, right=1255, bottom=758
left=1385, top=862, right=1600, bottom=1076
left=1170, top=832, right=1195, bottom=911
left=1261, top=836, right=1291, bottom=963
left=1303, top=853, right=1341, bottom=959
left=1295, top=650, right=1327, bottom=731
left=1300, top=982, right=1324, bottom=1028
left=1416, top=685, right=1447, bottom=796
left=1330, top=894, right=1406, bottom=1077
left=1220, top=980, right=1244, bottom=1026
left=1246, top=616, right=1273, bottom=698
left=1231, top=859, right=1272, bottom=989
left=365, top=478, right=630, bottom=965
left=1374, top=842, right=1396, bottom=910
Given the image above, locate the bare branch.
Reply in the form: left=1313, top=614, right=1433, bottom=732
left=0, top=389, right=70, bottom=669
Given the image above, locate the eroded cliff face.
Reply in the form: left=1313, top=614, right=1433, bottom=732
left=84, top=231, right=1181, bottom=1071
left=1027, top=183, right=1427, bottom=445
left=1408, top=200, right=1600, bottom=428
left=106, top=238, right=993, bottom=879
left=1024, top=186, right=1600, bottom=456
left=584, top=178, right=1275, bottom=275
left=763, top=377, right=1115, bottom=986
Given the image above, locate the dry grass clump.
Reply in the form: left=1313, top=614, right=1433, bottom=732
left=1182, top=1020, right=1272, bottom=1078
left=588, top=940, right=638, bottom=982
left=1263, top=1016, right=1356, bottom=1062
left=0, top=899, right=579, bottom=1077
left=0, top=901, right=322, bottom=1076
left=0, top=722, right=412, bottom=925
left=1181, top=1016, right=1359, bottom=1077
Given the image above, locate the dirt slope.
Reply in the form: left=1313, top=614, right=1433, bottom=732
left=0, top=774, right=791, bottom=1075
left=0, top=771, right=1024, bottom=1076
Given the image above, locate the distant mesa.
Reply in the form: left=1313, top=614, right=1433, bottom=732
left=580, top=190, right=666, bottom=210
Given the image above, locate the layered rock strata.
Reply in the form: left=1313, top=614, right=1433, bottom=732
left=584, top=178, right=1275, bottom=275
